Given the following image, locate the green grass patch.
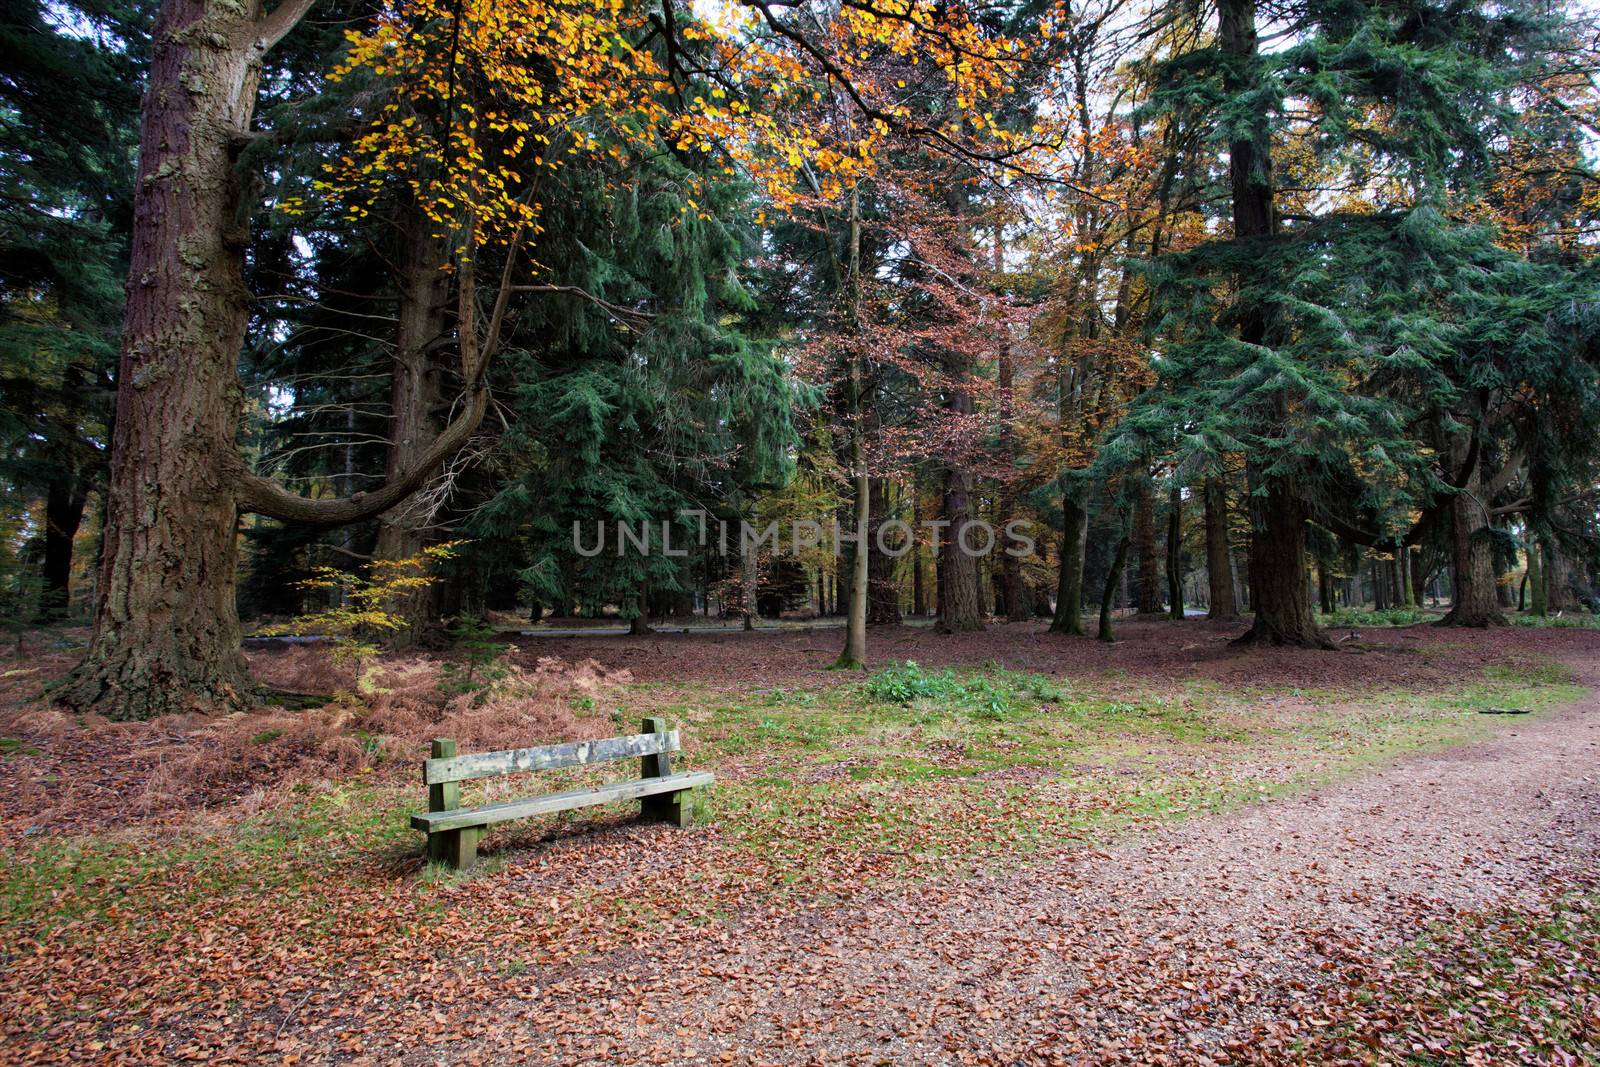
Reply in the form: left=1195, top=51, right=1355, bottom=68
left=0, top=736, right=42, bottom=757
left=1318, top=607, right=1435, bottom=627
left=1506, top=611, right=1600, bottom=629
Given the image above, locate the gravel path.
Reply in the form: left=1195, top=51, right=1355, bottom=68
left=457, top=653, right=1600, bottom=1066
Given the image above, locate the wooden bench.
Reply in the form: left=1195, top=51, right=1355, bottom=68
left=412, top=717, right=713, bottom=870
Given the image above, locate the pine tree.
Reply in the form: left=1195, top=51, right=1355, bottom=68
left=1114, top=0, right=1592, bottom=644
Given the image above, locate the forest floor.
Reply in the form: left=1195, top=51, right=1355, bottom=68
left=0, top=618, right=1596, bottom=1063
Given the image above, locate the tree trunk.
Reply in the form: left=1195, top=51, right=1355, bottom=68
left=1217, top=0, right=1329, bottom=650
left=867, top=478, right=901, bottom=625
left=1203, top=478, right=1237, bottom=619
left=39, top=472, right=89, bottom=622
left=834, top=467, right=870, bottom=667
left=375, top=204, right=452, bottom=647
left=994, top=235, right=1027, bottom=623
left=911, top=499, right=926, bottom=616
left=1232, top=472, right=1332, bottom=647
left=1134, top=485, right=1162, bottom=614
left=58, top=0, right=495, bottom=718
left=742, top=537, right=758, bottom=631
left=1440, top=434, right=1506, bottom=627
left=56, top=0, right=271, bottom=718
left=1166, top=484, right=1184, bottom=620
left=935, top=463, right=984, bottom=632
left=1529, top=541, right=1547, bottom=616
left=1098, top=534, right=1130, bottom=642
left=1544, top=541, right=1571, bottom=612
left=1049, top=493, right=1088, bottom=635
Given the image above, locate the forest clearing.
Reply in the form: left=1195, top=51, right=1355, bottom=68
left=2, top=619, right=1598, bottom=1062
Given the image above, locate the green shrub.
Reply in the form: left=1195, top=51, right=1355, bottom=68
left=1319, top=607, right=1431, bottom=628
left=863, top=661, right=1064, bottom=720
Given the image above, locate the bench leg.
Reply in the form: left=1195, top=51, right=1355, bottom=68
left=641, top=789, right=693, bottom=828
left=429, top=826, right=484, bottom=870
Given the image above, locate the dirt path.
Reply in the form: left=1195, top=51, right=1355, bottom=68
left=448, top=653, right=1600, bottom=1066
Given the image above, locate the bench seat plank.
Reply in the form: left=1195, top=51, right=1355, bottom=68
left=411, top=771, right=713, bottom=832
left=424, top=730, right=680, bottom=785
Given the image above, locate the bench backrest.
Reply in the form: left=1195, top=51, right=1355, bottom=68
left=424, top=718, right=680, bottom=786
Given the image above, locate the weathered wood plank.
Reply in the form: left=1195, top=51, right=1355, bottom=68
left=640, top=716, right=673, bottom=778
left=410, top=771, right=714, bottom=832
left=423, top=730, right=680, bottom=784
left=426, top=738, right=461, bottom=865
left=640, top=786, right=694, bottom=827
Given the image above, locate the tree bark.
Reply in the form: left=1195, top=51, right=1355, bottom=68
left=910, top=498, right=926, bottom=616
left=1439, top=433, right=1506, bottom=627
left=1166, top=484, right=1184, bottom=620
left=1529, top=541, right=1547, bottom=616
left=58, top=0, right=496, bottom=718
left=1233, top=473, right=1333, bottom=647
left=833, top=184, right=869, bottom=669
left=1098, top=534, right=1130, bottom=642
left=1544, top=541, right=1571, bottom=612
left=1049, top=493, right=1088, bottom=635
left=935, top=458, right=984, bottom=632
left=834, top=466, right=870, bottom=667
left=39, top=472, right=89, bottom=621
left=867, top=478, right=901, bottom=625
left=993, top=228, right=1028, bottom=623
left=55, top=0, right=275, bottom=718
left=741, top=536, right=758, bottom=631
left=375, top=203, right=452, bottom=647
left=1134, top=484, right=1162, bottom=614
left=1203, top=479, right=1237, bottom=619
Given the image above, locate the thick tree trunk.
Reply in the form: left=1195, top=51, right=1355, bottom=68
left=1544, top=541, right=1571, bottom=612
left=375, top=206, right=452, bottom=647
left=1232, top=472, right=1333, bottom=647
left=1203, top=478, right=1237, bottom=619
left=1440, top=436, right=1506, bottom=627
left=1098, top=534, right=1130, bottom=642
left=59, top=0, right=492, bottom=718
left=1134, top=485, right=1162, bottom=614
left=1529, top=542, right=1547, bottom=616
left=39, top=472, right=88, bottom=621
left=1166, top=484, right=1184, bottom=620
left=998, top=495, right=1029, bottom=622
left=57, top=0, right=271, bottom=718
left=935, top=462, right=984, bottom=632
left=1049, top=494, right=1088, bottom=635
